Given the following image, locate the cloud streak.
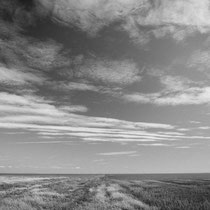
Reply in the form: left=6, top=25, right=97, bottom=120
left=0, top=66, right=44, bottom=85
left=98, top=151, right=137, bottom=156
left=0, top=92, right=182, bottom=143
left=123, top=73, right=210, bottom=106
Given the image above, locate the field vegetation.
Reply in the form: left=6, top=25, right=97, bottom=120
left=0, top=175, right=210, bottom=210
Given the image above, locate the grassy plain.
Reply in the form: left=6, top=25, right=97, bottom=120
left=0, top=174, right=210, bottom=210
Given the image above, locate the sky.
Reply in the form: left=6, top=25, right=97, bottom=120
left=0, top=0, right=210, bottom=174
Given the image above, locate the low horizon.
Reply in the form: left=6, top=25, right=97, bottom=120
left=1, top=172, right=210, bottom=175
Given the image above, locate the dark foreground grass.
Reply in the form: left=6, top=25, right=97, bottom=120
left=115, top=179, right=210, bottom=210
left=0, top=175, right=210, bottom=210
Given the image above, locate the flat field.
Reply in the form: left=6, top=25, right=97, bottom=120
left=0, top=174, right=210, bottom=210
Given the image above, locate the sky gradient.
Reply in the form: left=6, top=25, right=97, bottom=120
left=0, top=0, right=210, bottom=173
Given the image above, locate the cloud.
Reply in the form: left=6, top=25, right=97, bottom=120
left=0, top=92, right=181, bottom=143
left=159, top=75, right=194, bottom=91
left=187, top=46, right=210, bottom=78
left=123, top=0, right=210, bottom=42
left=188, top=50, right=210, bottom=71
left=123, top=73, right=210, bottom=106
left=0, top=92, right=88, bottom=116
left=59, top=105, right=88, bottom=113
left=0, top=65, right=44, bottom=85
left=0, top=12, right=72, bottom=93
left=23, top=40, right=70, bottom=72
left=82, top=138, right=157, bottom=142
left=138, top=143, right=171, bottom=147
left=98, top=151, right=137, bottom=156
left=0, top=10, right=141, bottom=92
left=0, top=91, right=208, bottom=146
left=176, top=146, right=190, bottom=149
left=37, top=0, right=142, bottom=36
left=0, top=0, right=208, bottom=149
left=59, top=82, right=99, bottom=92
left=124, top=86, right=210, bottom=106
left=0, top=29, right=70, bottom=74
left=198, top=126, right=210, bottom=130
left=1, top=1, right=144, bottom=95
left=77, top=58, right=141, bottom=86
left=15, top=141, right=70, bottom=144
left=190, top=121, right=201, bottom=124
left=37, top=0, right=210, bottom=42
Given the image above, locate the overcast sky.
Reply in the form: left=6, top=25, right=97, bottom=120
left=0, top=0, right=210, bottom=174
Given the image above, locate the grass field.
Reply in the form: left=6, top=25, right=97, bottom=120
left=0, top=174, right=210, bottom=210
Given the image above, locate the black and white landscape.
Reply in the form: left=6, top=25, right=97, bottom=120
left=0, top=0, right=210, bottom=209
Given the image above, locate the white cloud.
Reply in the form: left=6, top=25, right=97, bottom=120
left=82, top=138, right=156, bottom=142
left=25, top=40, right=71, bottom=71
left=38, top=0, right=142, bottom=35
left=78, top=59, right=141, bottom=85
left=16, top=141, right=69, bottom=144
left=123, top=73, right=210, bottom=106
left=38, top=0, right=210, bottom=41
left=60, top=105, right=88, bottom=113
left=198, top=126, right=210, bottom=130
left=123, top=87, right=210, bottom=105
left=138, top=143, right=171, bottom=147
left=123, top=0, right=210, bottom=42
left=158, top=131, right=185, bottom=136
left=0, top=28, right=70, bottom=74
left=123, top=93, right=158, bottom=104
left=60, top=82, right=99, bottom=92
left=176, top=146, right=190, bottom=149
left=0, top=66, right=44, bottom=85
left=187, top=48, right=210, bottom=78
left=188, top=50, right=210, bottom=70
left=98, top=151, right=137, bottom=156
left=1, top=91, right=207, bottom=144
left=154, top=87, right=210, bottom=105
left=0, top=92, right=179, bottom=143
left=177, top=128, right=190, bottom=132
left=190, top=121, right=201, bottom=124
left=0, top=92, right=87, bottom=116
left=160, top=75, right=193, bottom=91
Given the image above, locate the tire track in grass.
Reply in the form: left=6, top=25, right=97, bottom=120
left=91, top=180, right=155, bottom=210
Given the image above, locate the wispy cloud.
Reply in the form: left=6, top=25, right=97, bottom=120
left=0, top=66, right=44, bottom=85
left=198, top=127, right=210, bottom=130
left=78, top=58, right=141, bottom=86
left=15, top=141, right=70, bottom=144
left=138, top=143, right=171, bottom=147
left=123, top=72, right=210, bottom=106
left=58, top=82, right=99, bottom=92
left=98, top=151, right=137, bottom=156
left=188, top=49, right=210, bottom=73
left=1, top=92, right=207, bottom=144
left=0, top=21, right=70, bottom=74
left=0, top=92, right=181, bottom=143
left=124, top=86, right=210, bottom=106
left=190, top=121, right=201, bottom=124
left=176, top=146, right=191, bottom=149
